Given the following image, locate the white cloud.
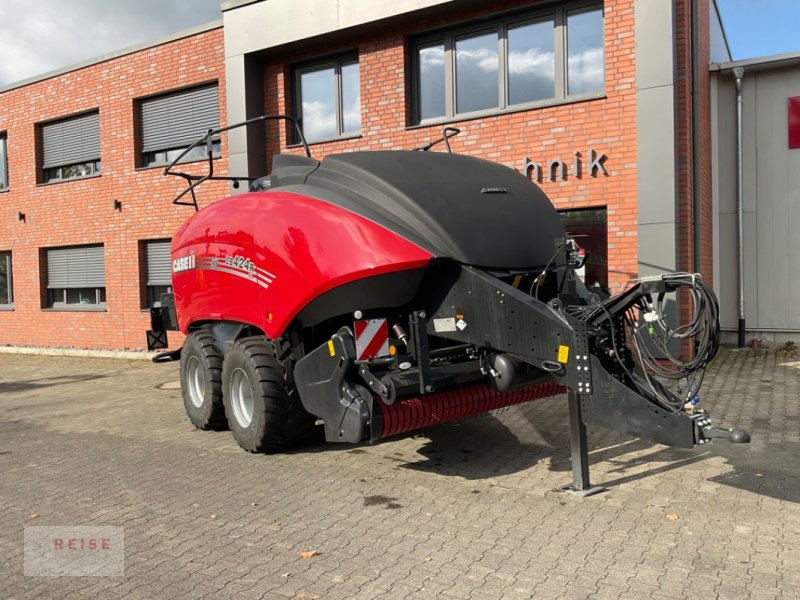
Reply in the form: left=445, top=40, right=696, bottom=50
left=507, top=49, right=555, bottom=76
left=567, top=48, right=604, bottom=92
left=0, top=0, right=222, bottom=86
left=342, top=92, right=361, bottom=133
left=419, top=46, right=444, bottom=71
left=301, top=100, right=336, bottom=141
left=455, top=48, right=498, bottom=73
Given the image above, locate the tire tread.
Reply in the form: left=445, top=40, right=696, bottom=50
left=223, top=336, right=315, bottom=452
left=180, top=328, right=227, bottom=430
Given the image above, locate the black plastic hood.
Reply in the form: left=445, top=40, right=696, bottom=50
left=274, top=151, right=567, bottom=270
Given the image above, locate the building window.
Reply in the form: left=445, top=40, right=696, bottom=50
left=142, top=239, right=172, bottom=308
left=40, top=111, right=101, bottom=183
left=0, top=251, right=12, bottom=307
left=411, top=3, right=604, bottom=124
left=294, top=55, right=361, bottom=143
left=139, top=83, right=220, bottom=168
left=567, top=6, right=605, bottom=96
left=44, top=244, right=106, bottom=309
left=0, top=133, right=8, bottom=191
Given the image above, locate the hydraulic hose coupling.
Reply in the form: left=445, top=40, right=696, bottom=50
left=392, top=324, right=409, bottom=349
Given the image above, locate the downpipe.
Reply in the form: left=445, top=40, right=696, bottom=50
left=691, top=0, right=702, bottom=275
left=733, top=67, right=746, bottom=347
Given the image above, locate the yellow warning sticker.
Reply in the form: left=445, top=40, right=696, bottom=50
left=512, top=275, right=523, bottom=289
left=557, top=345, right=570, bottom=364
left=327, top=340, right=336, bottom=356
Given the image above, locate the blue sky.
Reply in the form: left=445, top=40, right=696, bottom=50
left=717, top=0, right=800, bottom=60
left=0, top=1, right=797, bottom=87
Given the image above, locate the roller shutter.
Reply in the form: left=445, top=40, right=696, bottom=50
left=140, top=84, right=219, bottom=153
left=47, top=245, right=105, bottom=289
left=41, top=112, right=100, bottom=169
left=145, top=240, right=172, bottom=286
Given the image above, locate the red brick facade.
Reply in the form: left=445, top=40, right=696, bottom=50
left=0, top=1, right=713, bottom=351
left=0, top=27, right=226, bottom=350
left=265, top=0, right=641, bottom=291
left=675, top=0, right=714, bottom=280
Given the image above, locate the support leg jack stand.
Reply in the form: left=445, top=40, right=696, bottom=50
left=562, top=391, right=605, bottom=497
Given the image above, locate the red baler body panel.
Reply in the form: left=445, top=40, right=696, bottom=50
left=171, top=191, right=433, bottom=337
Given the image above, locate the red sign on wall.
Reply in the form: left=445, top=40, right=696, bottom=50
left=790, top=96, right=800, bottom=149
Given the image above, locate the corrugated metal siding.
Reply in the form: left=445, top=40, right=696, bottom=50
left=140, top=84, right=219, bottom=153
left=41, top=112, right=100, bottom=169
left=47, top=245, right=105, bottom=289
left=145, top=240, right=172, bottom=286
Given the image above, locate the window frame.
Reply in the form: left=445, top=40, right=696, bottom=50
left=0, top=251, right=12, bottom=309
left=292, top=54, right=361, bottom=144
left=47, top=287, right=107, bottom=309
left=43, top=160, right=101, bottom=184
left=146, top=284, right=173, bottom=309
left=410, top=1, right=604, bottom=126
left=141, top=140, right=221, bottom=169
left=38, top=110, right=101, bottom=184
left=43, top=244, right=107, bottom=311
left=0, top=132, right=8, bottom=192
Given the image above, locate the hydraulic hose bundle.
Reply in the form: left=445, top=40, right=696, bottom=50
left=570, top=272, right=720, bottom=413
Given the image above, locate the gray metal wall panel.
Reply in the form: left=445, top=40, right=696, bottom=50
left=141, top=84, right=219, bottom=153
left=223, top=0, right=452, bottom=58
left=145, top=241, right=172, bottom=286
left=755, top=71, right=785, bottom=329
left=41, top=112, right=100, bottom=169
left=635, top=0, right=679, bottom=278
left=47, top=245, right=105, bottom=289
left=752, top=69, right=800, bottom=329
left=636, top=87, right=678, bottom=225
left=716, top=212, right=739, bottom=327
left=633, top=0, right=676, bottom=90
left=225, top=53, right=268, bottom=192
left=713, top=64, right=800, bottom=333
left=743, top=213, right=759, bottom=326
left=712, top=74, right=741, bottom=329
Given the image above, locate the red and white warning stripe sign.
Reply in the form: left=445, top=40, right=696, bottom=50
left=354, top=319, right=390, bottom=361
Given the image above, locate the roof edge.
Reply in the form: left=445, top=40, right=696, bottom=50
left=0, top=19, right=223, bottom=95
left=712, top=49, right=800, bottom=73
left=221, top=0, right=262, bottom=11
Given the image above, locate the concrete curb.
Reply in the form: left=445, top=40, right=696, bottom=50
left=0, top=346, right=159, bottom=361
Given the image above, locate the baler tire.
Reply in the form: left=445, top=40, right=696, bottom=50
left=222, top=337, right=315, bottom=453
left=179, top=329, right=227, bottom=430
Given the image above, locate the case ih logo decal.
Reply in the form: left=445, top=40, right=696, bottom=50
left=172, top=253, right=275, bottom=289
left=172, top=254, right=195, bottom=272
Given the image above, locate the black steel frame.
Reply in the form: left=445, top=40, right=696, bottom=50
left=164, top=114, right=311, bottom=211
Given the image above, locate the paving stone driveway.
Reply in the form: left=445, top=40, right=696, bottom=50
left=0, top=347, right=798, bottom=599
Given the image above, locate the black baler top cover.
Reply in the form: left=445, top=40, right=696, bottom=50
left=275, top=151, right=566, bottom=270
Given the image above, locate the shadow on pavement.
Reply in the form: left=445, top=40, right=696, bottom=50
left=400, top=414, right=553, bottom=479
left=289, top=383, right=797, bottom=503
left=708, top=442, right=800, bottom=504
left=0, top=374, right=109, bottom=394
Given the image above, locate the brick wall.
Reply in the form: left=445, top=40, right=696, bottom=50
left=0, top=27, right=227, bottom=350
left=0, top=0, right=712, bottom=352
left=675, top=0, right=713, bottom=281
left=263, top=0, right=640, bottom=293
left=674, top=0, right=714, bottom=356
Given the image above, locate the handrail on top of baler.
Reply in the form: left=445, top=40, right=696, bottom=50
left=164, top=114, right=312, bottom=211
